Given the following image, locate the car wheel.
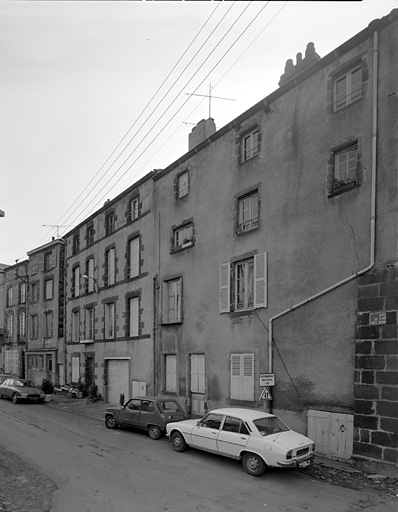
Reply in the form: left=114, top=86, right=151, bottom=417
left=105, top=416, right=117, bottom=429
left=148, top=425, right=162, bottom=440
left=171, top=431, right=187, bottom=452
left=12, top=393, right=19, bottom=404
left=243, top=452, right=266, bottom=477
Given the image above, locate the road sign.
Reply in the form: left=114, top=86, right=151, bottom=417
left=260, top=387, right=273, bottom=400
left=259, top=373, right=275, bottom=387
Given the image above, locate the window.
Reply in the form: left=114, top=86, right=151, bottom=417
left=31, top=314, right=38, bottom=339
left=72, top=233, right=80, bottom=255
left=106, top=248, right=116, bottom=286
left=105, top=302, right=115, bottom=339
left=230, top=354, right=254, bottom=401
left=71, top=311, right=80, bottom=342
left=85, top=258, right=95, bottom=292
left=177, top=171, right=189, bottom=198
left=45, top=279, right=53, bottom=300
left=31, top=282, right=39, bottom=303
left=219, top=253, right=267, bottom=313
left=240, top=128, right=259, bottom=163
left=105, top=212, right=115, bottom=236
left=73, top=266, right=80, bottom=297
left=44, top=312, right=53, bottom=338
left=129, top=197, right=139, bottom=221
left=164, top=278, right=182, bottom=323
left=200, top=413, right=223, bottom=429
left=85, top=308, right=94, bottom=340
left=165, top=354, right=177, bottom=392
left=129, top=237, right=140, bottom=278
left=86, top=224, right=94, bottom=246
left=44, top=252, right=52, bottom=271
left=18, top=311, right=26, bottom=337
left=7, top=314, right=13, bottom=338
left=129, top=297, right=139, bottom=337
left=190, top=354, right=205, bottom=394
left=334, top=66, right=362, bottom=111
left=71, top=356, right=80, bottom=383
left=333, top=144, right=358, bottom=192
left=7, top=287, right=13, bottom=307
left=237, top=191, right=259, bottom=233
left=173, top=223, right=193, bottom=249
left=222, top=416, right=250, bottom=435
left=19, top=283, right=26, bottom=304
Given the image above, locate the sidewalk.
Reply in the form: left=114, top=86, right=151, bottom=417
left=46, top=392, right=111, bottom=420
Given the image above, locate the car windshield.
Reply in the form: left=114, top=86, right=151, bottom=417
left=159, top=401, right=183, bottom=413
left=15, top=380, right=33, bottom=387
left=253, top=416, right=290, bottom=436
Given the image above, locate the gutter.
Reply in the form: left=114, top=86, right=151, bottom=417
left=266, top=30, right=379, bottom=413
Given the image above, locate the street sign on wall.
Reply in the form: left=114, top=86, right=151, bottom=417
left=260, top=387, right=273, bottom=400
left=259, top=373, right=275, bottom=387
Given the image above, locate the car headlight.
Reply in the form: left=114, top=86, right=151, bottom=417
left=20, top=392, right=28, bottom=398
left=311, top=443, right=315, bottom=452
left=286, top=450, right=293, bottom=460
left=40, top=392, right=45, bottom=398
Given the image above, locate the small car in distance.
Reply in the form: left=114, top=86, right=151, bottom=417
left=105, top=396, right=188, bottom=440
left=0, top=378, right=45, bottom=404
left=166, top=407, right=315, bottom=477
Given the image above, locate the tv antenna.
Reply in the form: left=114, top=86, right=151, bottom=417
left=185, top=83, right=236, bottom=118
left=42, top=224, right=74, bottom=238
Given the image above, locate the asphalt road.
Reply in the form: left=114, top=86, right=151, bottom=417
left=0, top=399, right=394, bottom=512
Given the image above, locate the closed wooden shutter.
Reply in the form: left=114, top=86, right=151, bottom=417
left=254, top=252, right=267, bottom=308
left=230, top=354, right=254, bottom=401
left=190, top=354, right=205, bottom=393
left=219, top=263, right=230, bottom=313
left=129, top=237, right=140, bottom=278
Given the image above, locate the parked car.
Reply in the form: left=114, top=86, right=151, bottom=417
left=105, top=396, right=188, bottom=440
left=166, top=407, right=315, bottom=477
left=0, top=378, right=45, bottom=404
left=0, top=375, right=9, bottom=386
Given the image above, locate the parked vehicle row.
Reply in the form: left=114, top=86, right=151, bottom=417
left=0, top=378, right=45, bottom=404
left=104, top=398, right=315, bottom=477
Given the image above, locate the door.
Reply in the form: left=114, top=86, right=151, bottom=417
left=217, top=416, right=250, bottom=458
left=85, top=356, right=95, bottom=390
left=190, top=413, right=223, bottom=452
left=308, top=409, right=353, bottom=460
left=190, top=354, right=205, bottom=416
left=107, top=360, right=129, bottom=404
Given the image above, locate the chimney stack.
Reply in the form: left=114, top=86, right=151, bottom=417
left=188, top=118, right=216, bottom=151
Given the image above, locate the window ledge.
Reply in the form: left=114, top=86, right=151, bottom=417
left=161, top=320, right=183, bottom=326
left=236, top=225, right=259, bottom=236
left=329, top=181, right=358, bottom=197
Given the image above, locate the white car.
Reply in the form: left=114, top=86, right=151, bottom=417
left=166, top=407, right=315, bottom=477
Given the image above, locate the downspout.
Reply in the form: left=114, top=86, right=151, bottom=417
left=266, top=30, right=379, bottom=413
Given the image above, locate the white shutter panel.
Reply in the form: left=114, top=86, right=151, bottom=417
left=51, top=249, right=57, bottom=268
left=254, top=252, right=267, bottom=308
left=198, top=354, right=205, bottom=393
left=219, top=263, right=230, bottom=313
left=230, top=355, right=241, bottom=400
left=129, top=297, right=139, bottom=337
left=190, top=354, right=198, bottom=392
left=108, top=248, right=115, bottom=285
left=130, top=238, right=140, bottom=278
left=242, top=354, right=254, bottom=401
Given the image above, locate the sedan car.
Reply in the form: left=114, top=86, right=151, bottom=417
left=0, top=378, right=45, bottom=404
left=105, top=396, right=188, bottom=440
left=166, top=407, right=315, bottom=476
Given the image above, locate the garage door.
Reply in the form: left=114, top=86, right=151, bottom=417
left=107, top=360, right=129, bottom=404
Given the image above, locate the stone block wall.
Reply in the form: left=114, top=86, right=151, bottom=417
left=354, top=266, right=398, bottom=466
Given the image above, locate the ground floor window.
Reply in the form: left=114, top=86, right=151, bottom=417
left=165, top=354, right=177, bottom=392
left=230, top=353, right=254, bottom=401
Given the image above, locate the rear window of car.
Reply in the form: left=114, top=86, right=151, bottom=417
left=159, top=400, right=183, bottom=413
left=253, top=416, right=289, bottom=436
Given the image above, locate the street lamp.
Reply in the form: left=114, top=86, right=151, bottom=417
left=82, top=275, right=99, bottom=293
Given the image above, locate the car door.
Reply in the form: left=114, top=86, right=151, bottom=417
left=190, top=413, right=223, bottom=452
left=118, top=399, right=141, bottom=427
left=217, top=416, right=250, bottom=458
left=137, top=400, right=157, bottom=429
left=1, top=379, right=9, bottom=398
left=4, top=379, right=13, bottom=399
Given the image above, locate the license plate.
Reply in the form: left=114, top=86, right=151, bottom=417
left=299, top=460, right=310, bottom=468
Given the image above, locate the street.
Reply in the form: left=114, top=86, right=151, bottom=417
left=0, top=399, right=395, bottom=512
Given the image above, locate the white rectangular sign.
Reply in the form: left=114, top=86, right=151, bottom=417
left=259, top=373, right=275, bottom=387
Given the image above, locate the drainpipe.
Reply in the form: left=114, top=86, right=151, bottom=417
left=266, top=30, right=379, bottom=413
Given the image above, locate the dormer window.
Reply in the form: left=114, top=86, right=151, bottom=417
left=240, top=127, right=260, bottom=163
left=129, top=197, right=139, bottom=221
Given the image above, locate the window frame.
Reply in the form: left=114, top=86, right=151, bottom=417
left=128, top=237, right=140, bottom=279
left=173, top=222, right=194, bottom=250
left=328, top=141, right=360, bottom=196
left=86, top=224, right=95, bottom=247
left=18, top=311, right=26, bottom=337
left=45, top=279, right=54, bottom=300
left=43, top=311, right=53, bottom=338
left=128, top=296, right=140, bottom=337
left=19, top=283, right=27, bottom=304
left=7, top=287, right=13, bottom=307
left=176, top=170, right=189, bottom=199
left=31, top=282, right=39, bottom=303
left=240, top=126, right=260, bottom=164
left=163, top=277, right=182, bottom=324
left=106, top=247, right=116, bottom=286
left=230, top=353, right=254, bottom=402
left=129, top=196, right=140, bottom=222
left=334, top=65, right=362, bottom=112
left=72, top=233, right=80, bottom=255
left=165, top=354, right=177, bottom=392
left=31, top=314, right=39, bottom=339
left=104, top=302, right=115, bottom=339
left=85, top=307, right=94, bottom=340
left=236, top=190, right=259, bottom=234
left=105, top=211, right=116, bottom=236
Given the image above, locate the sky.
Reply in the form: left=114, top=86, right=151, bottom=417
left=0, top=0, right=396, bottom=265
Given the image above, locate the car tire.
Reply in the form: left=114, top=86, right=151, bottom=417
left=105, top=416, right=117, bottom=429
left=148, top=425, right=162, bottom=440
left=12, top=393, right=19, bottom=404
left=171, top=431, right=187, bottom=452
left=242, top=452, right=266, bottom=477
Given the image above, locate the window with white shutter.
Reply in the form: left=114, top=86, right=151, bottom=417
left=165, top=355, right=177, bottom=392
left=129, top=237, right=140, bottom=278
left=219, top=263, right=230, bottom=313
left=129, top=297, right=139, bottom=337
left=107, top=248, right=116, bottom=285
left=71, top=356, right=80, bottom=383
left=230, top=353, right=254, bottom=401
left=190, top=354, right=205, bottom=393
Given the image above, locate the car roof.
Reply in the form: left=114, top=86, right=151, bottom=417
left=207, top=408, right=274, bottom=421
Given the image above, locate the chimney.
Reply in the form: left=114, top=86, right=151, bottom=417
left=188, top=118, right=216, bottom=151
left=279, top=42, right=321, bottom=87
